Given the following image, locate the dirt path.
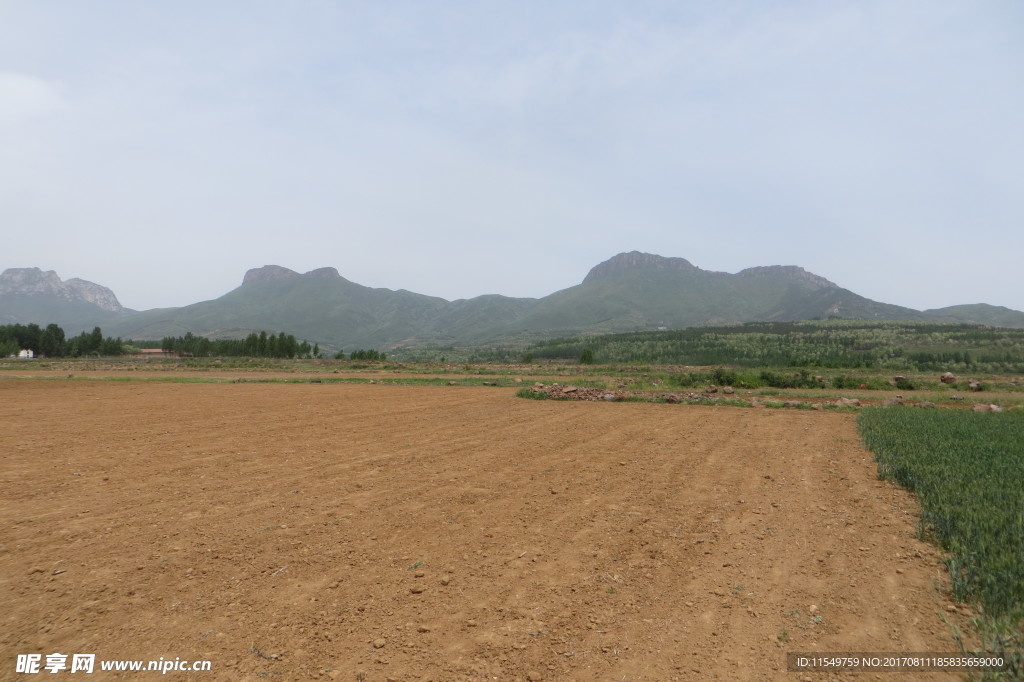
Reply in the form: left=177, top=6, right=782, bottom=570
left=1, top=381, right=967, bottom=680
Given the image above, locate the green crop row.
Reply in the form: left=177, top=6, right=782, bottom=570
left=858, top=407, right=1024, bottom=675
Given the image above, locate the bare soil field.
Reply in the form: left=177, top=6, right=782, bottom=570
left=1, top=379, right=971, bottom=680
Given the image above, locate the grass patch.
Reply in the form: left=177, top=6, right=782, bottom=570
left=515, top=387, right=549, bottom=400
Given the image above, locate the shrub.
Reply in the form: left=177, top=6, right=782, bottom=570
left=894, top=376, right=916, bottom=391
left=758, top=369, right=818, bottom=389
left=832, top=375, right=860, bottom=389
left=711, top=368, right=740, bottom=386
left=350, top=349, right=386, bottom=361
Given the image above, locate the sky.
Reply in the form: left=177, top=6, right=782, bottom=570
left=2, top=1, right=1022, bottom=312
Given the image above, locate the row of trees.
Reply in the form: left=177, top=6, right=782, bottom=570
left=158, top=331, right=319, bottom=359
left=344, top=349, right=387, bottom=361
left=520, top=321, right=1024, bottom=373
left=0, top=323, right=125, bottom=358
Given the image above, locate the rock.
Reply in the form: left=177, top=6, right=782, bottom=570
left=527, top=672, right=543, bottom=682
left=707, top=385, right=718, bottom=393
left=882, top=398, right=903, bottom=406
left=722, top=386, right=734, bottom=394
left=972, top=403, right=1002, bottom=412
left=562, top=386, right=578, bottom=394
left=969, top=380, right=983, bottom=391
left=835, top=397, right=861, bottom=407
left=783, top=400, right=801, bottom=408
left=951, top=395, right=965, bottom=401
left=940, top=372, right=957, bottom=384
left=601, top=393, right=617, bottom=401
left=918, top=401, right=936, bottom=409
left=665, top=394, right=679, bottom=404
left=448, top=381, right=457, bottom=386
left=372, top=638, right=386, bottom=649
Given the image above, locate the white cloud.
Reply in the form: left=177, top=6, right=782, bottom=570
left=0, top=72, right=64, bottom=124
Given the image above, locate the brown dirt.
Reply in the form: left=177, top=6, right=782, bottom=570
left=1, top=379, right=970, bottom=681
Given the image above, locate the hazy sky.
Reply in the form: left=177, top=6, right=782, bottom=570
left=2, top=1, right=1022, bottom=312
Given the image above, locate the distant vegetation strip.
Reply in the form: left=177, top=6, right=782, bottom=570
left=858, top=408, right=1024, bottom=671
left=1, top=323, right=125, bottom=357
left=155, top=331, right=320, bottom=359
left=513, top=321, right=1024, bottom=373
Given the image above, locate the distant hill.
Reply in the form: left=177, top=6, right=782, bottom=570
left=497, top=252, right=928, bottom=339
left=922, top=303, right=1024, bottom=328
left=2, top=252, right=1022, bottom=349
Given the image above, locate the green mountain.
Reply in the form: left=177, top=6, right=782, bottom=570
left=113, top=265, right=454, bottom=349
left=493, top=253, right=927, bottom=341
left=3, top=252, right=1022, bottom=350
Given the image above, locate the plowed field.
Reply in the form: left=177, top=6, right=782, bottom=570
left=1, top=379, right=968, bottom=680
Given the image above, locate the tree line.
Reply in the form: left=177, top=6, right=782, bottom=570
left=157, top=331, right=319, bottom=359
left=1, top=323, right=125, bottom=358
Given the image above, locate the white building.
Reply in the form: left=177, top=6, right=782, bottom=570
left=17, top=349, right=34, bottom=359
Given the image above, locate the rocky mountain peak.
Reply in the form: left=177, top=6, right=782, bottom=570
left=583, top=251, right=698, bottom=283
left=305, top=267, right=342, bottom=279
left=737, top=265, right=837, bottom=289
left=242, top=265, right=300, bottom=285
left=0, top=267, right=124, bottom=312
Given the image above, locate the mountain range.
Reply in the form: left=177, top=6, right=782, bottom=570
left=3, top=252, right=1023, bottom=350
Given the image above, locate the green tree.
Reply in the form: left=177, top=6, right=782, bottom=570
left=39, top=324, right=67, bottom=357
left=88, top=327, right=103, bottom=354
left=0, top=338, right=19, bottom=357
left=6, top=323, right=43, bottom=352
left=99, top=336, right=124, bottom=356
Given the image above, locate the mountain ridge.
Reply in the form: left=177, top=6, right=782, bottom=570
left=0, top=267, right=125, bottom=312
left=3, top=252, right=1023, bottom=349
